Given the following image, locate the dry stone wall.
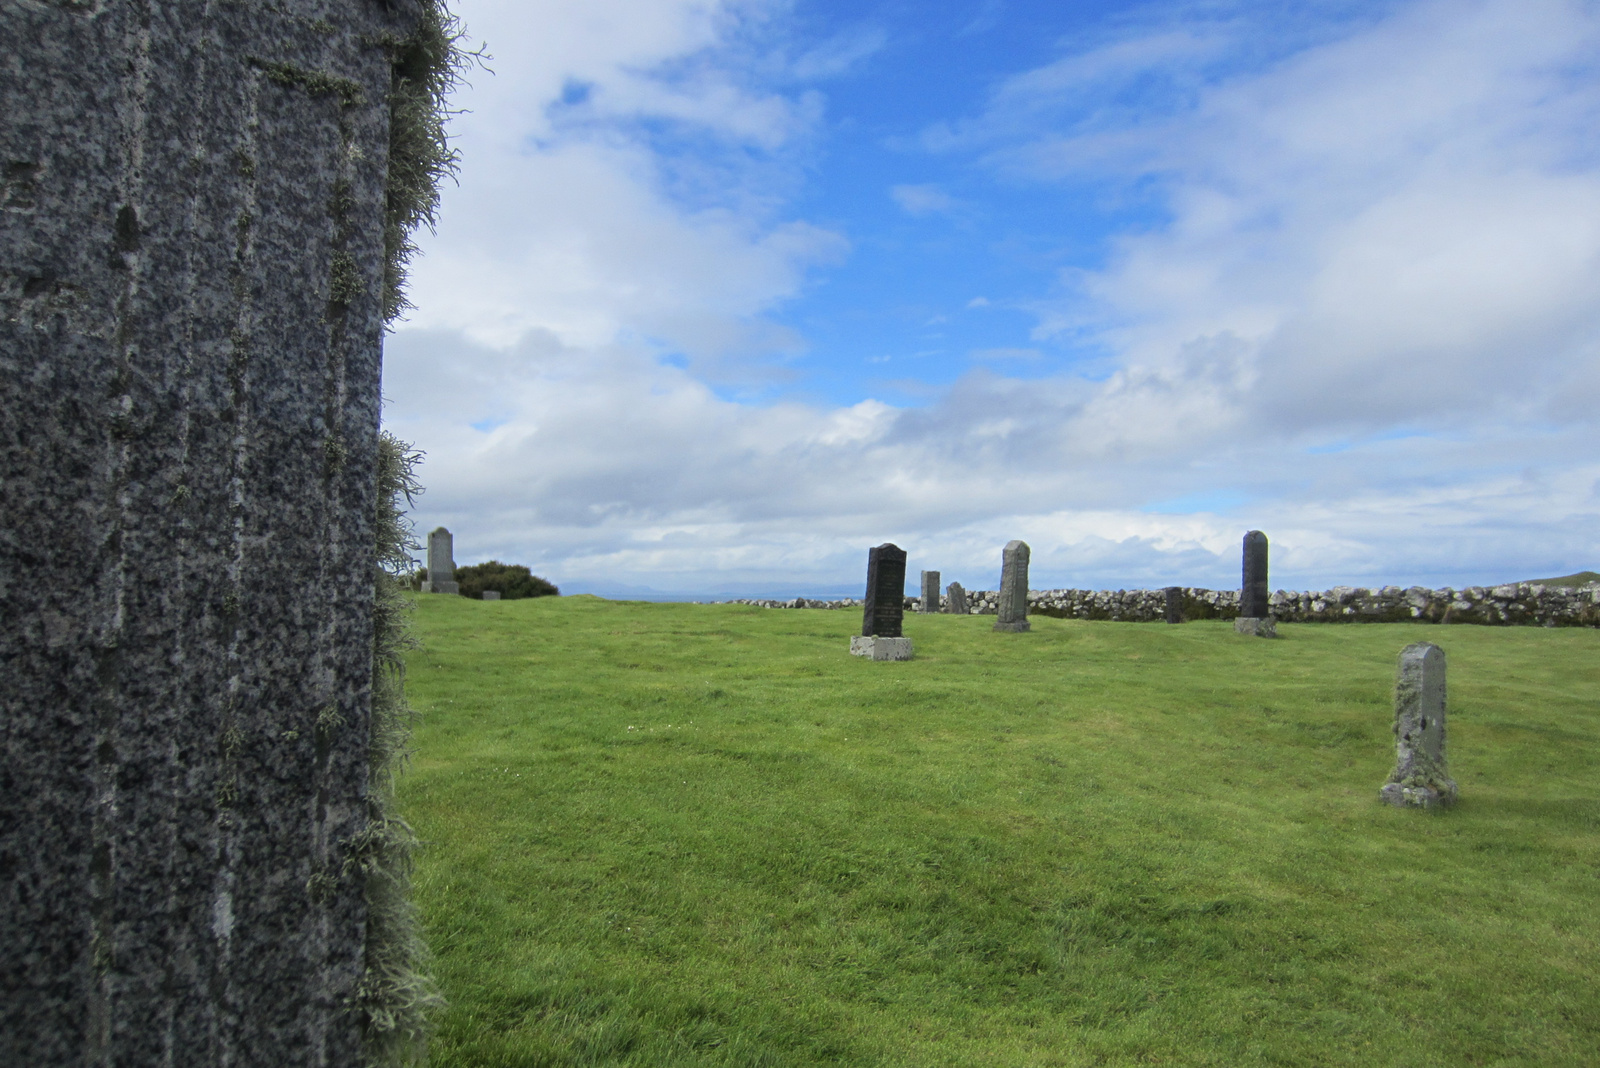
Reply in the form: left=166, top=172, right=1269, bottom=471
left=720, top=582, right=1600, bottom=627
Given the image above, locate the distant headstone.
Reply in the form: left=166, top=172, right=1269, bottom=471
left=993, top=540, right=1031, bottom=632
left=422, top=527, right=459, bottom=594
left=853, top=543, right=912, bottom=660
left=946, top=581, right=969, bottom=615
left=919, top=570, right=941, bottom=613
left=1234, top=530, right=1275, bottom=636
left=481, top=591, right=501, bottom=601
left=1381, top=643, right=1458, bottom=808
left=1164, top=586, right=1183, bottom=624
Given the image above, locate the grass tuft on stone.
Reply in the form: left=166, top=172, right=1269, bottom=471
left=362, top=433, right=445, bottom=1065
left=400, top=597, right=1599, bottom=1067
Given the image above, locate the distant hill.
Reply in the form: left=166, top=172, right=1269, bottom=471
left=1519, top=571, right=1600, bottom=586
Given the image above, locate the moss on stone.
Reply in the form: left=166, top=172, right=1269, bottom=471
left=379, top=2, right=476, bottom=323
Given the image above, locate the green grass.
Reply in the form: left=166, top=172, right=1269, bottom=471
left=1521, top=571, right=1600, bottom=587
left=399, top=596, right=1600, bottom=1067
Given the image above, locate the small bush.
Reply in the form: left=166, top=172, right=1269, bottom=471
left=454, top=561, right=558, bottom=600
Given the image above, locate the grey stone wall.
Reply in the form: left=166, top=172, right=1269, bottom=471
left=2, top=2, right=430, bottom=1063
left=718, top=582, right=1600, bottom=627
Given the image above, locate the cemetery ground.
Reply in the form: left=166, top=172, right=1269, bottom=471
left=399, top=595, right=1599, bottom=1067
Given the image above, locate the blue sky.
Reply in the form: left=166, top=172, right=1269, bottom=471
left=384, top=0, right=1600, bottom=597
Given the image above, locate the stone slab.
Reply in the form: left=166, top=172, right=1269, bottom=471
left=1241, top=530, right=1270, bottom=619
left=0, top=2, right=423, bottom=1060
left=480, top=591, right=501, bottom=601
left=861, top=543, right=907, bottom=638
left=1382, top=641, right=1457, bottom=807
left=849, top=635, right=914, bottom=661
left=1234, top=616, right=1278, bottom=637
left=994, top=540, right=1031, bottom=632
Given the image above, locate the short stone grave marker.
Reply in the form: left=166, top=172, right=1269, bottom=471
left=993, top=540, right=1031, bottom=632
left=1380, top=642, right=1458, bottom=808
left=946, top=581, right=969, bottom=615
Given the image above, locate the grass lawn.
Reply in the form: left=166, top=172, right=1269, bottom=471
left=398, top=595, right=1600, bottom=1067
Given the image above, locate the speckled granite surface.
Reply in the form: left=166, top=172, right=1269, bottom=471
left=1, top=2, right=421, bottom=1062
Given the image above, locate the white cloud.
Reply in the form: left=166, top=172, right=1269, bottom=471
left=403, top=0, right=843, bottom=370
left=889, top=183, right=958, bottom=216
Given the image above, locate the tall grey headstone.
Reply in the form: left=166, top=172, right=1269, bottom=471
left=919, top=570, right=941, bottom=613
left=1164, top=586, right=1184, bottom=624
left=1234, top=530, right=1276, bottom=636
left=1, top=3, right=436, bottom=1063
left=1381, top=643, right=1458, bottom=808
left=993, top=540, right=1032, bottom=632
left=423, top=526, right=459, bottom=594
left=946, top=581, right=969, bottom=615
left=852, top=543, right=912, bottom=660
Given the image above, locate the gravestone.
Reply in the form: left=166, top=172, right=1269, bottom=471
left=852, top=543, right=912, bottom=660
left=422, top=526, right=459, bottom=593
left=1381, top=643, right=1458, bottom=808
left=1164, top=586, right=1184, bottom=624
left=993, top=540, right=1031, bottom=632
left=946, top=582, right=969, bottom=615
left=481, top=591, right=501, bottom=601
left=1234, top=530, right=1276, bottom=637
left=920, top=570, right=941, bottom=613
left=1, top=3, right=444, bottom=1063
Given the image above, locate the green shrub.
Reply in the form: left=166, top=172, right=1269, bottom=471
left=454, top=560, right=558, bottom=600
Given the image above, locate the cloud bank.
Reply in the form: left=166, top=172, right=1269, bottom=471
left=385, top=0, right=1600, bottom=596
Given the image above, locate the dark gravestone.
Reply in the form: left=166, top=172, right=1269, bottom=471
left=1241, top=530, right=1270, bottom=617
left=1381, top=643, right=1458, bottom=808
left=423, top=526, right=459, bottom=593
left=994, top=540, right=1031, bottom=632
left=946, top=581, right=969, bottom=615
left=919, top=570, right=941, bottom=613
left=861, top=543, right=908, bottom=638
left=1164, top=586, right=1184, bottom=624
left=1235, top=530, right=1276, bottom=636
left=2, top=3, right=439, bottom=1063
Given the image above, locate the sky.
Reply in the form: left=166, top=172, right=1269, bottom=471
left=383, top=0, right=1600, bottom=599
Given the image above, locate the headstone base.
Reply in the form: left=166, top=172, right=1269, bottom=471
left=1234, top=616, right=1277, bottom=637
left=850, top=636, right=914, bottom=661
left=422, top=580, right=460, bottom=595
left=481, top=591, right=501, bottom=601
left=992, top=620, right=1031, bottom=633
left=1380, top=782, right=1457, bottom=809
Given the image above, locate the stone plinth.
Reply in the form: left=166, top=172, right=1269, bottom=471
left=1382, top=642, right=1457, bottom=808
left=849, top=636, right=914, bottom=661
left=481, top=591, right=501, bottom=601
left=1234, top=617, right=1278, bottom=638
left=919, top=570, right=941, bottom=613
left=994, top=540, right=1031, bottom=632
